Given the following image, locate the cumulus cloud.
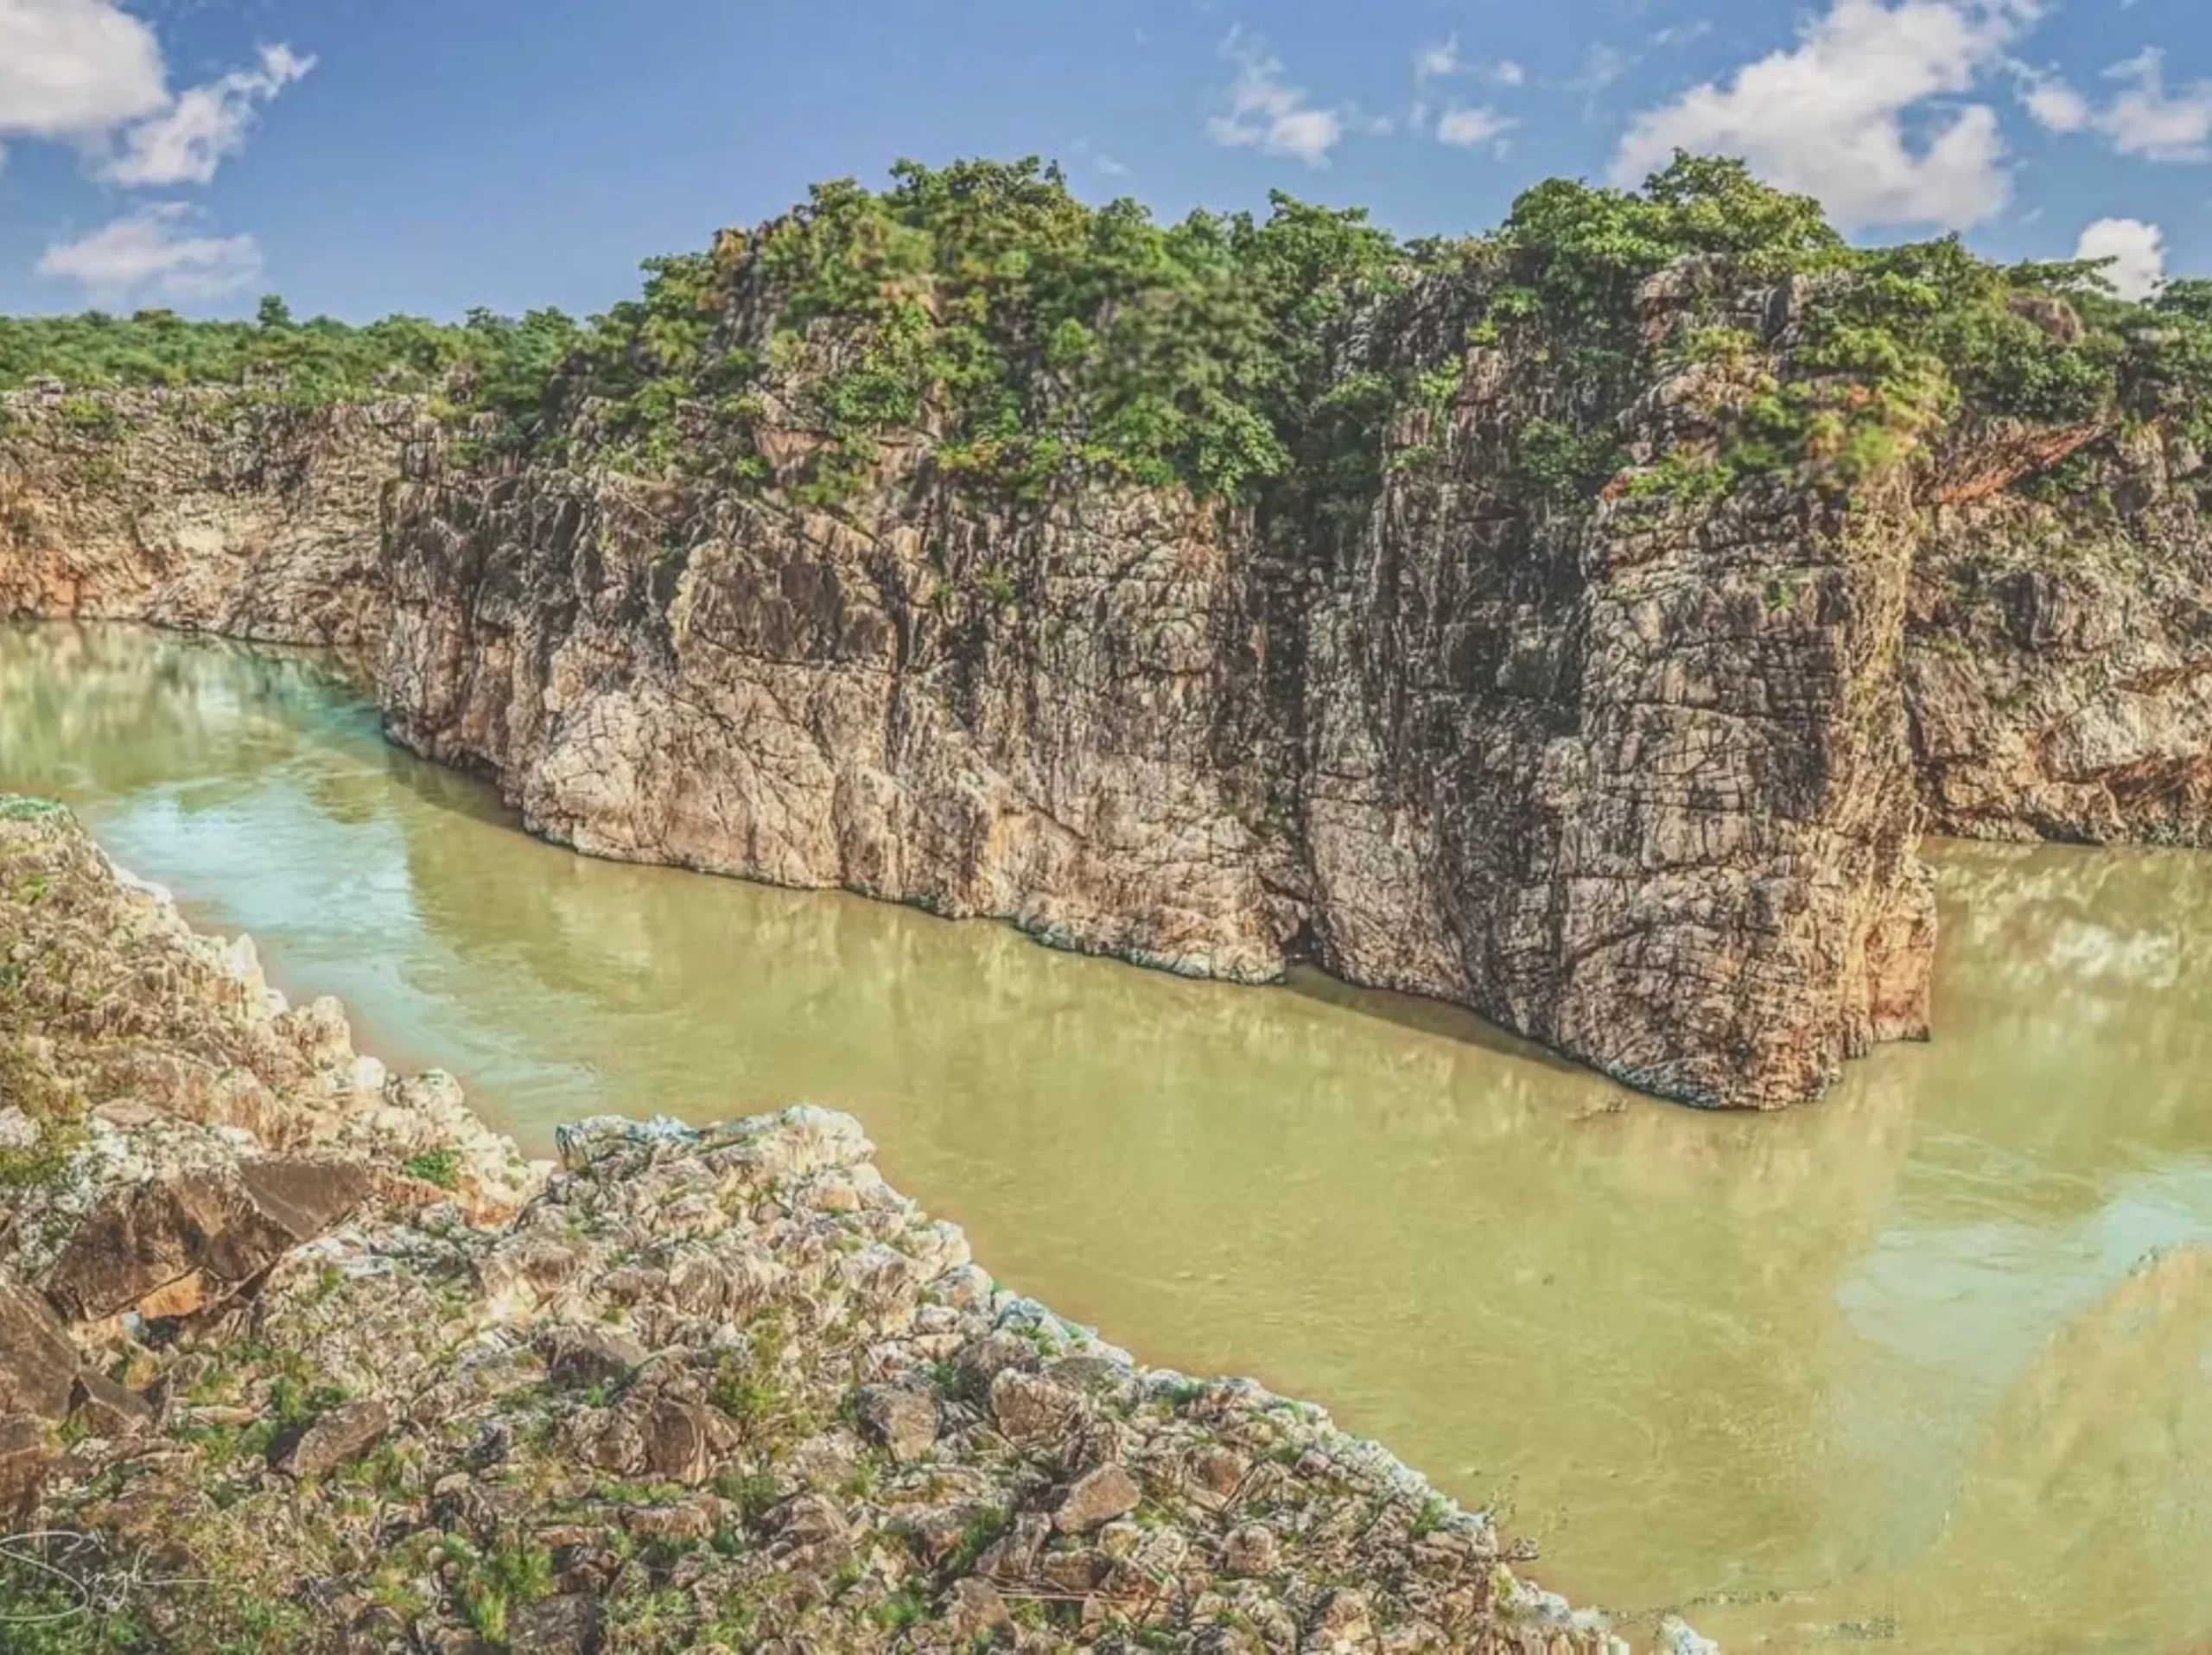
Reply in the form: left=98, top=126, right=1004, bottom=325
left=99, top=42, right=314, bottom=186
left=1436, top=106, right=1515, bottom=148
left=1206, top=28, right=1348, bottom=167
left=2097, top=49, right=2212, bottom=162
left=37, top=201, right=262, bottom=302
left=0, top=0, right=167, bottom=164
left=1613, top=0, right=2032, bottom=232
left=0, top=0, right=309, bottom=183
left=2075, top=215, right=2166, bottom=300
left=2016, top=67, right=2089, bottom=131
left=2012, top=48, right=2212, bottom=162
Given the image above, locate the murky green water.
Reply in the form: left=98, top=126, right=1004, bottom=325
left=5, top=621, right=2210, bottom=1652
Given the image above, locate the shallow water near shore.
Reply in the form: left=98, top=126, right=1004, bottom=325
left=5, top=620, right=2210, bottom=1651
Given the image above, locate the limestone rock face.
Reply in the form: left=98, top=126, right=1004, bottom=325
left=1281, top=274, right=1935, bottom=1105
left=372, top=264, right=1934, bottom=1105
left=377, top=457, right=1287, bottom=984
left=1907, top=423, right=2212, bottom=844
left=0, top=385, right=417, bottom=647
left=11, top=258, right=2210, bottom=1104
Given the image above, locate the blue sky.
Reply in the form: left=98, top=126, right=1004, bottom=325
left=0, top=0, right=2205, bottom=321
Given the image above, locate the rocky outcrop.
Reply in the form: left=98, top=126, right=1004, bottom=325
left=7, top=251, right=2209, bottom=1109
left=367, top=258, right=1936, bottom=1107
left=0, top=383, right=416, bottom=647
left=1907, top=423, right=2212, bottom=843
left=0, top=796, right=1653, bottom=1651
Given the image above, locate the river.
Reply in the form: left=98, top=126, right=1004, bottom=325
left=3, top=620, right=2209, bottom=1652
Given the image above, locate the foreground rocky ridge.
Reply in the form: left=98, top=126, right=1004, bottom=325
left=7, top=214, right=2212, bottom=1107
left=0, top=799, right=1673, bottom=1652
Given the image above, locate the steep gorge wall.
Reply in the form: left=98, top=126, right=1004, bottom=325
left=0, top=382, right=418, bottom=648
left=374, top=260, right=1934, bottom=1107
left=7, top=270, right=2210, bottom=1110
left=1907, top=423, right=2212, bottom=843
left=1284, top=271, right=1934, bottom=1105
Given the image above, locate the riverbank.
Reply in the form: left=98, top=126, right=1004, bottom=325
left=0, top=795, right=1681, bottom=1652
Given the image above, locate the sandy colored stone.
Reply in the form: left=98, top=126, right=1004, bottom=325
left=1053, top=1461, right=1141, bottom=1534
left=0, top=1273, right=78, bottom=1420
left=270, top=1397, right=391, bottom=1478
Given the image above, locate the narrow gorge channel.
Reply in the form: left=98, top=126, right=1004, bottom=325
left=9, top=620, right=2209, bottom=1649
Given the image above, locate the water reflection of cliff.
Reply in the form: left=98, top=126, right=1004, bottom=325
left=16, top=620, right=2212, bottom=1650
left=0, top=622, right=371, bottom=803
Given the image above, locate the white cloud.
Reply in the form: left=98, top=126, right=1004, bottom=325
left=1206, top=27, right=1348, bottom=167
left=2012, top=48, right=2212, bottom=162
left=1574, top=44, right=1630, bottom=94
left=0, top=0, right=308, bottom=184
left=2014, top=63, right=2090, bottom=131
left=37, top=201, right=262, bottom=302
left=0, top=0, right=167, bottom=166
left=2075, top=215, right=2165, bottom=299
left=1612, top=0, right=2033, bottom=232
left=1493, top=59, right=1527, bottom=86
left=2097, top=48, right=2212, bottom=162
left=99, top=42, right=314, bottom=186
left=1436, top=105, right=1516, bottom=148
left=1096, top=153, right=1131, bottom=179
left=1414, top=35, right=1463, bottom=85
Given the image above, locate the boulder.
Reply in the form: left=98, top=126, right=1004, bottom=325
left=507, top=1593, right=603, bottom=1653
left=639, top=1396, right=715, bottom=1484
left=0, top=1273, right=79, bottom=1419
left=953, top=1333, right=1037, bottom=1401
left=943, top=1576, right=1012, bottom=1640
left=270, top=1397, right=391, bottom=1478
left=988, top=1368, right=1078, bottom=1446
left=855, top=1382, right=939, bottom=1464
left=45, top=1159, right=370, bottom=1321
left=70, top=1371, right=155, bottom=1437
left=1223, top=1522, right=1280, bottom=1575
left=1052, top=1462, right=1140, bottom=1534
left=537, top=1326, right=646, bottom=1391
left=1185, top=1444, right=1249, bottom=1510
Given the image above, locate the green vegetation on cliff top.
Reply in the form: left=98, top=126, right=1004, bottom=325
left=6, top=154, right=2211, bottom=507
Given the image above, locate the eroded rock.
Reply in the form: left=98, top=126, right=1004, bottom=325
left=0, top=1273, right=78, bottom=1419
left=0, top=776, right=1644, bottom=1649
left=270, top=1397, right=391, bottom=1478
left=45, top=1158, right=369, bottom=1321
left=1054, top=1462, right=1141, bottom=1534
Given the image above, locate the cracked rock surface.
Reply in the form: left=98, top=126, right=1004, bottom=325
left=9, top=249, right=2212, bottom=1105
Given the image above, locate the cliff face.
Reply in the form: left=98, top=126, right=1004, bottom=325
left=1281, top=271, right=1934, bottom=1105
left=7, top=220, right=2210, bottom=1108
left=1907, top=423, right=2212, bottom=843
left=378, top=450, right=1289, bottom=983
left=372, top=258, right=1933, bottom=1106
left=0, top=383, right=416, bottom=648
